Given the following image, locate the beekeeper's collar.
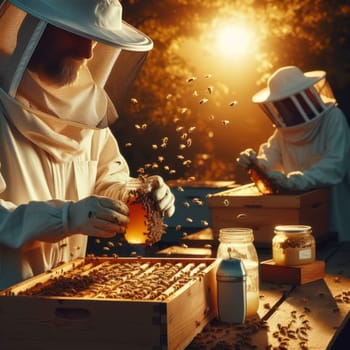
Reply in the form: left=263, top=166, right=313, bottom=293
left=16, top=66, right=115, bottom=128
left=0, top=0, right=151, bottom=126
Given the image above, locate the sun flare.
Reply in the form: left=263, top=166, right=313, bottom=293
left=215, top=23, right=254, bottom=58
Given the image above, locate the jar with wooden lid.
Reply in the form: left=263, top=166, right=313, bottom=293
left=272, top=225, right=316, bottom=266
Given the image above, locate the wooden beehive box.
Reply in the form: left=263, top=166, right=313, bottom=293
left=207, top=183, right=330, bottom=246
left=0, top=257, right=218, bottom=350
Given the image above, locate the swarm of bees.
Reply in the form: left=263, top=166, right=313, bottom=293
left=97, top=73, right=239, bottom=255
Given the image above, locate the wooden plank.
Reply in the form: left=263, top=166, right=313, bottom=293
left=320, top=242, right=350, bottom=309
left=263, top=279, right=345, bottom=349
left=166, top=266, right=217, bottom=349
left=187, top=241, right=349, bottom=349
left=186, top=282, right=294, bottom=349
left=0, top=297, right=162, bottom=350
left=188, top=280, right=343, bottom=350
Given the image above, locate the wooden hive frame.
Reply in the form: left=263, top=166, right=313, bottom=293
left=0, top=257, right=219, bottom=350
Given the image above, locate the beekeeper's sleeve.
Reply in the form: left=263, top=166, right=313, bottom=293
left=256, top=130, right=285, bottom=173
left=0, top=196, right=70, bottom=249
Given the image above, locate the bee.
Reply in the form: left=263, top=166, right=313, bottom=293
left=176, top=126, right=184, bottom=132
left=187, top=76, right=197, bottom=83
left=221, top=119, right=230, bottom=126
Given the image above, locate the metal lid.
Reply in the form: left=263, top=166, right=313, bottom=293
left=274, top=225, right=312, bottom=235
left=216, top=258, right=246, bottom=282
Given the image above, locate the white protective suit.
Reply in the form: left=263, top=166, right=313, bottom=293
left=238, top=66, right=350, bottom=241
left=0, top=1, right=156, bottom=289
left=257, top=106, right=350, bottom=241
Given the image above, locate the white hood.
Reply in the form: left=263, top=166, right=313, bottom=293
left=0, top=1, right=149, bottom=117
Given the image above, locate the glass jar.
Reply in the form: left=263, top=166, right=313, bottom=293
left=122, top=181, right=166, bottom=246
left=272, top=225, right=315, bottom=266
left=217, top=228, right=259, bottom=318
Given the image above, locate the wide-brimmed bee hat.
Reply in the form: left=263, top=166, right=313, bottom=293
left=253, top=66, right=325, bottom=103
left=9, top=0, right=153, bottom=51
left=252, top=66, right=335, bottom=128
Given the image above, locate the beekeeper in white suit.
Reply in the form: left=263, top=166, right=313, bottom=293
left=0, top=0, right=175, bottom=289
left=237, top=66, right=350, bottom=241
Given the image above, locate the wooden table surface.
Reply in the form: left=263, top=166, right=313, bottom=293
left=185, top=241, right=350, bottom=350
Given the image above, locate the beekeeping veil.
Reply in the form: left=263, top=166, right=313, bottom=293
left=253, top=66, right=336, bottom=128
left=0, top=0, right=153, bottom=127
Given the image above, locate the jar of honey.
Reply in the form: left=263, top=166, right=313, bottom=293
left=124, top=188, right=166, bottom=246
left=272, top=225, right=316, bottom=266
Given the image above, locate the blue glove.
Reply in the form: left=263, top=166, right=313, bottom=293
left=268, top=170, right=306, bottom=191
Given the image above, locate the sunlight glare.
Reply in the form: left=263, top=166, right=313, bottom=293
left=215, top=23, right=253, bottom=58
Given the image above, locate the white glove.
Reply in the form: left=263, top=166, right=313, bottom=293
left=142, top=175, right=175, bottom=217
left=68, top=196, right=130, bottom=238
left=236, top=148, right=257, bottom=168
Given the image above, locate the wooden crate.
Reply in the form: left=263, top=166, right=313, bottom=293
left=260, top=259, right=326, bottom=285
left=207, top=183, right=330, bottom=246
left=0, top=257, right=219, bottom=350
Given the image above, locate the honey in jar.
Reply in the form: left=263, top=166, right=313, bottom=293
left=124, top=200, right=148, bottom=245
left=272, top=225, right=316, bottom=266
left=124, top=190, right=166, bottom=246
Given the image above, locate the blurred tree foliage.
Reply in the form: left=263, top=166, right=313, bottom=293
left=107, top=0, right=350, bottom=183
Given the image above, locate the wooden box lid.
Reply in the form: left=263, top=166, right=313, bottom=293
left=207, top=183, right=330, bottom=209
